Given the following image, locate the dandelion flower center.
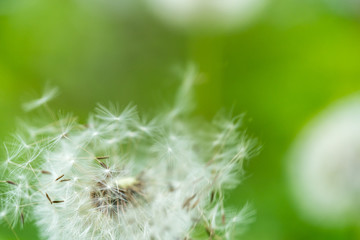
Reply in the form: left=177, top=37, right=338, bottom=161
left=90, top=176, right=144, bottom=215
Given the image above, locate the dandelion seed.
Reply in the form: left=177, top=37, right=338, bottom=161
left=5, top=181, right=17, bottom=186
left=41, top=170, right=52, bottom=175
left=55, top=175, right=64, bottom=182
left=45, top=193, right=52, bottom=204
left=59, top=179, right=71, bottom=182
left=23, top=86, right=59, bottom=112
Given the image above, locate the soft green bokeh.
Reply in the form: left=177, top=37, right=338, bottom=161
left=1, top=0, right=360, bottom=239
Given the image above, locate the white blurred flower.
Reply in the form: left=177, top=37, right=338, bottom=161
left=144, top=0, right=266, bottom=32
left=288, top=95, right=360, bottom=227
left=0, top=70, right=257, bottom=239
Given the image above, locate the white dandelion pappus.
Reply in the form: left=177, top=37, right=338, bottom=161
left=145, top=0, right=266, bottom=32
left=22, top=85, right=59, bottom=112
left=0, top=71, right=258, bottom=239
left=288, top=94, right=360, bottom=227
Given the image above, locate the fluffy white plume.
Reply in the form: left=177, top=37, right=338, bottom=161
left=1, top=72, right=257, bottom=239
left=288, top=94, right=360, bottom=227
left=22, top=85, right=59, bottom=112
left=145, top=0, right=266, bottom=32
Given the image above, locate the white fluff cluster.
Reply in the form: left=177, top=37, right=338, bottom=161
left=145, top=0, right=266, bottom=32
left=288, top=95, right=360, bottom=227
left=0, top=72, right=257, bottom=239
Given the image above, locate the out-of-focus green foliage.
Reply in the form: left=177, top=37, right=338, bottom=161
left=0, top=0, right=360, bottom=239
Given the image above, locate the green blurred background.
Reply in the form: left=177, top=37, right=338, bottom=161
left=1, top=0, right=360, bottom=239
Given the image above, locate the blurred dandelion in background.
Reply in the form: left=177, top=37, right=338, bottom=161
left=0, top=69, right=258, bottom=240
left=288, top=95, right=360, bottom=227
left=144, top=0, right=267, bottom=32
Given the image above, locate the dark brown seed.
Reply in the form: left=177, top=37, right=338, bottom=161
left=60, top=179, right=71, bottom=182
left=99, top=162, right=108, bottom=169
left=96, top=156, right=110, bottom=160
left=6, top=180, right=17, bottom=185
left=182, top=194, right=196, bottom=209
left=41, top=170, right=52, bottom=175
left=45, top=193, right=52, bottom=204
left=55, top=174, right=65, bottom=181
left=20, top=212, right=24, bottom=226
left=210, top=191, right=215, bottom=203
left=52, top=201, right=64, bottom=204
left=191, top=198, right=200, bottom=209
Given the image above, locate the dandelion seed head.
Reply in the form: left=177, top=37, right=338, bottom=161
left=0, top=72, right=257, bottom=239
left=289, top=94, right=360, bottom=227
